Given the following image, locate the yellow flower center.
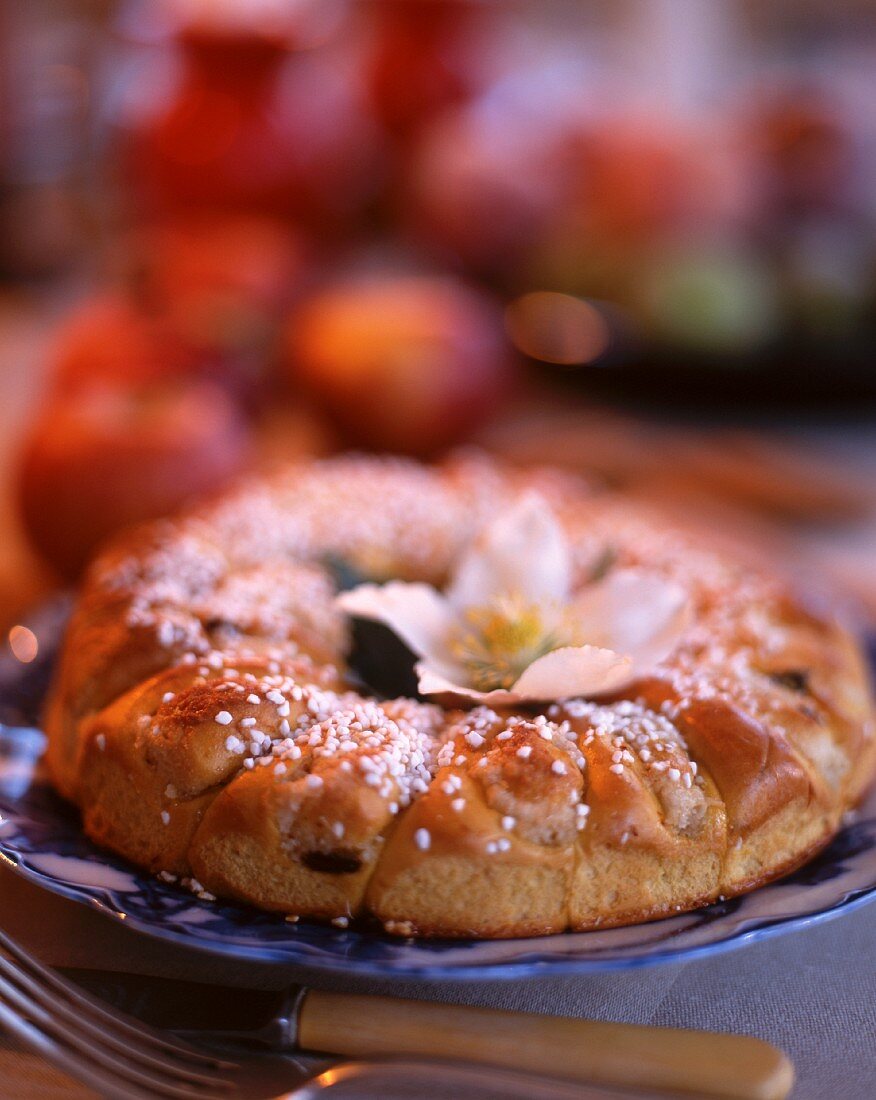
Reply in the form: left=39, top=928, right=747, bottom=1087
left=449, top=594, right=565, bottom=692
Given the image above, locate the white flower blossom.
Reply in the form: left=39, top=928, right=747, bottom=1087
left=337, top=494, right=690, bottom=706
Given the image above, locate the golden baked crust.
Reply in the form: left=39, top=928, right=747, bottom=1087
left=45, top=455, right=876, bottom=937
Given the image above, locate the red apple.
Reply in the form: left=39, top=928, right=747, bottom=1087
left=522, top=113, right=758, bottom=299
left=49, top=294, right=191, bottom=395
left=132, top=215, right=303, bottom=318
left=49, top=273, right=278, bottom=407
left=283, top=274, right=511, bottom=455
left=126, top=215, right=306, bottom=400
left=16, top=381, right=251, bottom=578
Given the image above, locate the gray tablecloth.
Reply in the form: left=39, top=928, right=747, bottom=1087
left=1, top=864, right=874, bottom=1099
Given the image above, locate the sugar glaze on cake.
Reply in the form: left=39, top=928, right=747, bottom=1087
left=44, top=455, right=876, bottom=937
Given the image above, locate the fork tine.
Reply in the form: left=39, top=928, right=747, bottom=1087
left=0, top=970, right=226, bottom=1099
left=0, top=995, right=161, bottom=1100
left=0, top=927, right=233, bottom=1069
left=0, top=956, right=230, bottom=1091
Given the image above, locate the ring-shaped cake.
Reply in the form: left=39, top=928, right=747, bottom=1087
left=45, top=455, right=876, bottom=937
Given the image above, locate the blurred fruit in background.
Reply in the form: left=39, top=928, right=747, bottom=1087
left=637, top=243, right=780, bottom=356
left=750, top=89, right=856, bottom=220
left=126, top=214, right=305, bottom=401
left=402, top=67, right=583, bottom=276
left=565, top=119, right=695, bottom=244
left=16, top=380, right=251, bottom=579
left=48, top=215, right=305, bottom=405
left=283, top=273, right=512, bottom=456
left=130, top=215, right=300, bottom=313
left=3, top=0, right=876, bottom=581
left=49, top=293, right=189, bottom=394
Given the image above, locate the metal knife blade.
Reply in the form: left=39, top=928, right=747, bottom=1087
left=61, top=967, right=295, bottom=1040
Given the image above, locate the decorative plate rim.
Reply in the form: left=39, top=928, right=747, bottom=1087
left=0, top=836, right=873, bottom=980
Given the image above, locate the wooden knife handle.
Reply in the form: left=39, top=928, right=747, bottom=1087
left=299, top=990, right=794, bottom=1100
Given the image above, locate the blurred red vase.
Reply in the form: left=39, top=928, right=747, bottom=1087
left=121, top=25, right=384, bottom=234
left=366, top=0, right=495, bottom=143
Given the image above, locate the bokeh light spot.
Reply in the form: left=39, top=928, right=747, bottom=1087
left=8, top=625, right=38, bottom=664
left=505, top=292, right=611, bottom=366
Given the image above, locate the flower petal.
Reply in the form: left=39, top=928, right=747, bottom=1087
left=447, top=492, right=571, bottom=610
left=572, top=569, right=691, bottom=670
left=336, top=582, right=459, bottom=668
left=510, top=645, right=634, bottom=701
left=416, top=661, right=529, bottom=707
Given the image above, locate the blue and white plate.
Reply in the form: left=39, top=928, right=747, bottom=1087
left=0, top=600, right=874, bottom=980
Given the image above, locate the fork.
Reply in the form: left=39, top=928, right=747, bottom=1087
left=0, top=924, right=249, bottom=1098
left=0, top=926, right=649, bottom=1100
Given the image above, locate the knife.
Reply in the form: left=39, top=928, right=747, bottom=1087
left=62, top=967, right=794, bottom=1100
